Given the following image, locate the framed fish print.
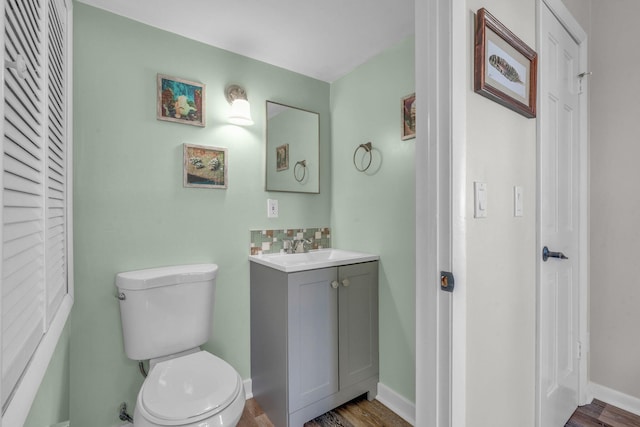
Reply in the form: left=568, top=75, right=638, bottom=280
left=474, top=8, right=537, bottom=118
left=158, top=74, right=206, bottom=126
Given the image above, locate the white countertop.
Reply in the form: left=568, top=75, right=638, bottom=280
left=249, top=248, right=379, bottom=273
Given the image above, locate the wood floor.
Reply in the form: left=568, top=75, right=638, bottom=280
left=237, top=394, right=410, bottom=427
left=566, top=400, right=640, bottom=427
left=236, top=397, right=274, bottom=427
left=238, top=396, right=640, bottom=427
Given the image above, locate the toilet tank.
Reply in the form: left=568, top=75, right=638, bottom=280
left=116, top=264, right=218, bottom=361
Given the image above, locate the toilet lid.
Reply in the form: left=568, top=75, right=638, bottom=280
left=141, top=351, right=241, bottom=421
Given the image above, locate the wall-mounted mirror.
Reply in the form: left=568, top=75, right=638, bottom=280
left=266, top=101, right=320, bottom=193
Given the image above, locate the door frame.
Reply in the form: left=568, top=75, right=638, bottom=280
left=415, top=0, right=466, bottom=426
left=535, top=1, right=589, bottom=425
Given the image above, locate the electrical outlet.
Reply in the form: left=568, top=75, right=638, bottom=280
left=267, top=199, right=279, bottom=218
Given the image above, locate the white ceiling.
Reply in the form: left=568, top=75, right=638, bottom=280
left=76, top=0, right=415, bottom=83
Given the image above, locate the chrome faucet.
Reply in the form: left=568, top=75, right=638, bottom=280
left=293, top=238, right=312, bottom=253
left=283, top=239, right=294, bottom=254
left=295, top=238, right=311, bottom=253
left=283, top=238, right=313, bottom=254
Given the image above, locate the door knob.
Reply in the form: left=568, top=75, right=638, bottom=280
left=331, top=281, right=339, bottom=289
left=542, top=246, right=568, bottom=262
left=341, top=279, right=350, bottom=287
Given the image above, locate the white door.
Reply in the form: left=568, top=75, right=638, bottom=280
left=538, top=2, right=584, bottom=426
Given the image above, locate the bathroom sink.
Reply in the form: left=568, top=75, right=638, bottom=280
left=249, top=248, right=379, bottom=273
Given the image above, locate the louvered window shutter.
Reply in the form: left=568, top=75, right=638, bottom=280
left=45, top=0, right=67, bottom=322
left=2, top=0, right=69, bottom=410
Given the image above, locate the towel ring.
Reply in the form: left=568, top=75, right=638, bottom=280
left=294, top=160, right=307, bottom=182
left=353, top=142, right=373, bottom=172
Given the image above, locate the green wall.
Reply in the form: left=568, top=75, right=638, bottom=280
left=330, top=37, right=416, bottom=401
left=25, top=4, right=415, bottom=426
left=70, top=4, right=330, bottom=425
left=23, top=321, right=70, bottom=427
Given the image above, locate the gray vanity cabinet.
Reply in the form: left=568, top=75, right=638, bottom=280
left=250, top=261, right=379, bottom=427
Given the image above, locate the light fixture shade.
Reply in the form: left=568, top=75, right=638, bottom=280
left=228, top=98, right=254, bottom=126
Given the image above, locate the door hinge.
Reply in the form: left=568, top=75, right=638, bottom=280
left=577, top=341, right=582, bottom=360
left=440, top=271, right=454, bottom=293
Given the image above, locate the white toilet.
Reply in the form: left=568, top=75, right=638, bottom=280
left=116, top=264, right=245, bottom=427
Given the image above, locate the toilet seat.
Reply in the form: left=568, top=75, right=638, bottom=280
left=139, top=351, right=242, bottom=424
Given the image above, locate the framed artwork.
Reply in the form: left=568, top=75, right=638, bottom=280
left=401, top=93, right=416, bottom=140
left=474, top=8, right=537, bottom=118
left=157, top=74, right=206, bottom=126
left=276, top=144, right=289, bottom=171
left=183, top=143, right=227, bottom=189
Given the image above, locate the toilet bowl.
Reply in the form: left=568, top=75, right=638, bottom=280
left=133, top=351, right=245, bottom=427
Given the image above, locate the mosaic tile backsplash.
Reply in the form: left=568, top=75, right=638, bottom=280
left=250, top=227, right=331, bottom=255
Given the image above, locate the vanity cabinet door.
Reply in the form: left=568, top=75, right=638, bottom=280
left=338, top=262, right=379, bottom=389
left=288, top=267, right=339, bottom=412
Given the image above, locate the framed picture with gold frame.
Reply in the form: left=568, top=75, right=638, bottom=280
left=276, top=143, right=289, bottom=171
left=401, top=93, right=416, bottom=140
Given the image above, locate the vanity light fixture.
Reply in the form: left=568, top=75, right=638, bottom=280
left=226, top=84, right=254, bottom=126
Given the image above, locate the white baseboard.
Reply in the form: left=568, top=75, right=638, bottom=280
left=376, top=382, right=415, bottom=426
left=243, top=378, right=253, bottom=399
left=588, top=381, right=640, bottom=416
left=245, top=377, right=415, bottom=424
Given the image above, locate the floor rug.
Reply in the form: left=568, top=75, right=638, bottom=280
left=304, top=395, right=411, bottom=427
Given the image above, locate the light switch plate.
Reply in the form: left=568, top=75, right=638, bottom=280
left=474, top=182, right=487, bottom=218
left=514, top=186, right=523, bottom=217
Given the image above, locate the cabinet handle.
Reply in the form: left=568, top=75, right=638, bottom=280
left=331, top=280, right=339, bottom=289
left=341, top=279, right=350, bottom=287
